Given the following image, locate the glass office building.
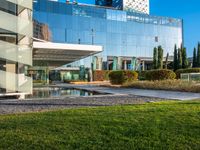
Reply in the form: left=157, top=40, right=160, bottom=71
left=33, top=0, right=182, bottom=70
left=0, top=0, right=33, bottom=96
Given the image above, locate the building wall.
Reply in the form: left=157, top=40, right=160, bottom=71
left=0, top=0, right=33, bottom=94
left=33, top=0, right=182, bottom=69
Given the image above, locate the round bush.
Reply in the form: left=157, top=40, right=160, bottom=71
left=123, top=71, right=138, bottom=82
left=145, top=69, right=176, bottom=81
left=109, top=71, right=138, bottom=85
left=176, top=68, right=200, bottom=79
left=109, top=71, right=124, bottom=84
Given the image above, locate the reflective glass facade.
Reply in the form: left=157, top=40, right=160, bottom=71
left=33, top=0, right=182, bottom=70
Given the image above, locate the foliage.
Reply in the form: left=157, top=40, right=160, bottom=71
left=181, top=47, right=188, bottom=69
left=193, top=47, right=197, bottom=68
left=123, top=79, right=200, bottom=93
left=109, top=71, right=124, bottom=84
left=0, top=101, right=200, bottom=150
left=157, top=46, right=163, bottom=69
left=175, top=68, right=200, bottom=78
left=109, top=70, right=138, bottom=85
left=49, top=71, right=61, bottom=81
left=178, top=48, right=182, bottom=69
left=197, top=42, right=200, bottom=67
left=63, top=79, right=87, bottom=83
left=33, top=80, right=46, bottom=84
left=138, top=71, right=148, bottom=80
left=153, top=47, right=158, bottom=69
left=173, top=44, right=189, bottom=71
left=93, top=70, right=111, bottom=81
left=173, top=45, right=178, bottom=71
left=123, top=70, right=138, bottom=82
left=145, top=69, right=176, bottom=80
left=165, top=52, right=169, bottom=69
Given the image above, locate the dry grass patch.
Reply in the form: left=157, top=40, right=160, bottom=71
left=123, top=80, right=200, bottom=93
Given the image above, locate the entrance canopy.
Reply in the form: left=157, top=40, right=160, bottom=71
left=33, top=41, right=103, bottom=66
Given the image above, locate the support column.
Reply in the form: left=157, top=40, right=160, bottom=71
left=142, top=61, right=145, bottom=71
left=97, top=57, right=102, bottom=70
left=46, top=67, right=49, bottom=85
left=92, top=56, right=97, bottom=70
left=112, top=56, right=117, bottom=70
left=117, top=57, right=122, bottom=70
left=131, top=57, right=136, bottom=70
left=124, top=60, right=127, bottom=70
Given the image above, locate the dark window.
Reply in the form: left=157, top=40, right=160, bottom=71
left=155, top=36, right=158, bottom=42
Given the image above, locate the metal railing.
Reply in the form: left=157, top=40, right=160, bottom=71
left=181, top=73, right=200, bottom=82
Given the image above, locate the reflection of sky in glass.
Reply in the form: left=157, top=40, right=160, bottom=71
left=34, top=0, right=182, bottom=62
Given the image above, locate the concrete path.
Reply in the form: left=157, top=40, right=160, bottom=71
left=54, top=84, right=200, bottom=100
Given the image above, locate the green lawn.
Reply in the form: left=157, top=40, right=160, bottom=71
left=0, top=101, right=200, bottom=150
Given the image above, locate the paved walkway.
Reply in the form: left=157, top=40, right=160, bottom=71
left=53, top=84, right=200, bottom=100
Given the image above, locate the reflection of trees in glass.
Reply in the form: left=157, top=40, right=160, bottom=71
left=95, top=0, right=113, bottom=7
left=33, top=20, right=52, bottom=41
left=95, top=0, right=123, bottom=9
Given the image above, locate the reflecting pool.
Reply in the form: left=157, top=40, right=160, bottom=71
left=26, top=87, right=102, bottom=99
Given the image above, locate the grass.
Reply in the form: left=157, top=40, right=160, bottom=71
left=123, top=80, right=200, bottom=93
left=0, top=101, right=200, bottom=150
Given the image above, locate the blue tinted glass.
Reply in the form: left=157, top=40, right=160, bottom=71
left=33, top=0, right=182, bottom=68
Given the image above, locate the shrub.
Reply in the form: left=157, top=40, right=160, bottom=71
left=176, top=68, right=200, bottom=79
left=138, top=71, right=148, bottom=80
left=124, top=71, right=138, bottom=82
left=64, top=79, right=87, bottom=83
left=109, top=71, right=124, bottom=84
left=33, top=80, right=46, bottom=84
left=145, top=69, right=176, bottom=80
left=109, top=71, right=138, bottom=85
left=93, top=70, right=111, bottom=81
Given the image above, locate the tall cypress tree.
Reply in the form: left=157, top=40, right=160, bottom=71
left=193, top=47, right=197, bottom=68
left=173, top=45, right=178, bottom=71
left=157, top=45, right=163, bottom=69
left=178, top=48, right=182, bottom=69
left=197, top=43, right=200, bottom=67
left=153, top=47, right=158, bottom=69
left=165, top=52, right=169, bottom=69
left=182, top=47, right=188, bottom=69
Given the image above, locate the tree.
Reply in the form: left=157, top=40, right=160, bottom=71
left=165, top=53, right=169, bottom=69
left=157, top=45, right=163, bottom=69
left=178, top=48, right=182, bottom=69
left=173, top=45, right=178, bottom=71
left=197, top=43, right=200, bottom=67
left=182, top=47, right=188, bottom=69
left=193, top=47, right=197, bottom=68
left=153, top=47, right=158, bottom=69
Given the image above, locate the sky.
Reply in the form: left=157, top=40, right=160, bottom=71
left=58, top=0, right=200, bottom=56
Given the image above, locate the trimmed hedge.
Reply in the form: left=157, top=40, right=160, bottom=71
left=145, top=69, right=176, bottom=81
left=137, top=71, right=148, bottom=80
left=109, top=71, right=138, bottom=85
left=124, top=71, right=138, bottom=82
left=93, top=70, right=111, bottom=81
left=176, top=68, right=200, bottom=79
